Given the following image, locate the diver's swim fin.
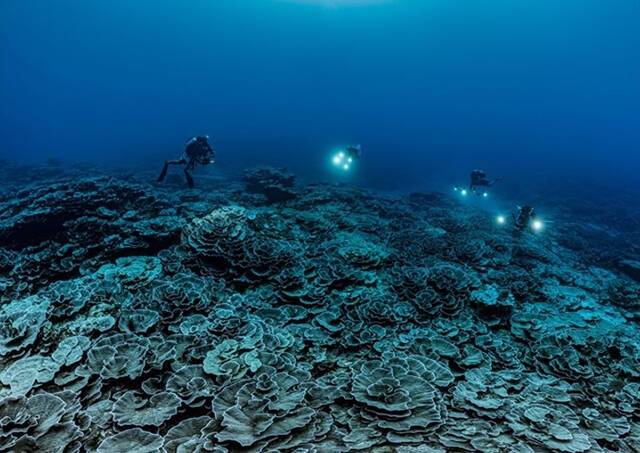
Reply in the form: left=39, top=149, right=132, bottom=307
left=184, top=170, right=194, bottom=188
left=158, top=162, right=169, bottom=182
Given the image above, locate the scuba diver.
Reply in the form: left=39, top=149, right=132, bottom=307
left=513, top=205, right=541, bottom=231
left=469, top=169, right=499, bottom=195
left=157, top=136, right=215, bottom=188
left=345, top=144, right=362, bottom=160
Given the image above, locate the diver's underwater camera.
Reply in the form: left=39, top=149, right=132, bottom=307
left=495, top=205, right=547, bottom=233
left=332, top=150, right=354, bottom=171
left=454, top=186, right=487, bottom=198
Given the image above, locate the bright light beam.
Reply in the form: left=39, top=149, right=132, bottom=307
left=330, top=149, right=354, bottom=171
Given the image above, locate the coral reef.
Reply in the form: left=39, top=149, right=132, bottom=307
left=243, top=166, right=297, bottom=203
left=0, top=165, right=639, bottom=451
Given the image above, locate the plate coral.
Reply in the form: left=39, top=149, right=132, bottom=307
left=0, top=164, right=639, bottom=452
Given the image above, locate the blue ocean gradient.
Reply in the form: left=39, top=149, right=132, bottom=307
left=1, top=0, right=639, bottom=190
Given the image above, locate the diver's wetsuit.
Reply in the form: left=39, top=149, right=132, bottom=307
left=513, top=205, right=536, bottom=231
left=345, top=145, right=362, bottom=160
left=157, top=136, right=215, bottom=188
left=469, top=170, right=498, bottom=194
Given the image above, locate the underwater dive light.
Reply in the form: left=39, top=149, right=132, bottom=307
left=531, top=219, right=544, bottom=232
left=482, top=192, right=489, bottom=198
left=460, top=189, right=468, bottom=196
left=496, top=215, right=506, bottom=225
left=332, top=149, right=353, bottom=171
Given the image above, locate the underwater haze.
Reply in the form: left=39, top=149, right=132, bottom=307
left=3, top=2, right=640, bottom=453
left=2, top=0, right=640, bottom=190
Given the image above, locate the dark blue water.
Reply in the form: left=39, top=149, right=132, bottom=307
left=2, top=0, right=639, bottom=190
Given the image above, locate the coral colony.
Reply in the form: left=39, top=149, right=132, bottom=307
left=0, top=163, right=639, bottom=452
